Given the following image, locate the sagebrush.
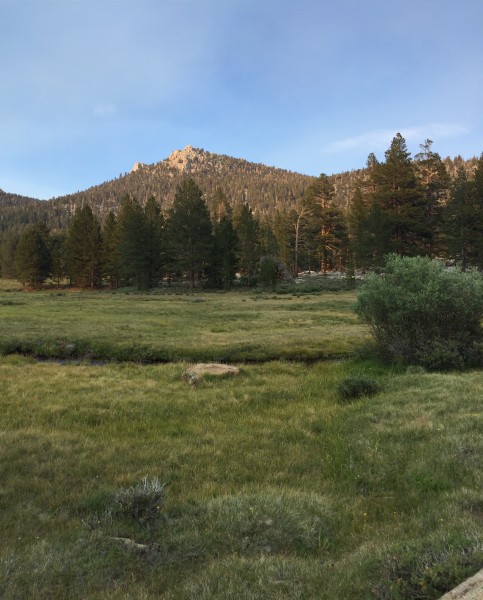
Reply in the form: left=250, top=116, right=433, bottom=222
left=355, top=255, right=483, bottom=370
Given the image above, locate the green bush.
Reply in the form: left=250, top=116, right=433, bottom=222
left=355, top=255, right=483, bottom=370
left=337, top=375, right=381, bottom=401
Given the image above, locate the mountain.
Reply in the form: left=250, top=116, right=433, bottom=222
left=0, top=189, right=48, bottom=233
left=0, top=146, right=319, bottom=234
left=56, top=145, right=318, bottom=218
left=0, top=146, right=479, bottom=236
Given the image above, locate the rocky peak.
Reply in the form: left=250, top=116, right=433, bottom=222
left=164, top=145, right=206, bottom=173
left=131, top=162, right=145, bottom=173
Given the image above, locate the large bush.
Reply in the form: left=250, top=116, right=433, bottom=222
left=355, top=255, right=483, bottom=370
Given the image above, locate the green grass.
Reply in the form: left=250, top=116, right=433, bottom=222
left=1, top=355, right=482, bottom=598
left=0, top=288, right=366, bottom=361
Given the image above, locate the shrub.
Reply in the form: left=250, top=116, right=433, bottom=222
left=355, top=255, right=483, bottom=370
left=337, top=376, right=381, bottom=401
left=113, top=477, right=166, bottom=524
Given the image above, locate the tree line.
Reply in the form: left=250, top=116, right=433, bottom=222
left=2, top=134, right=483, bottom=289
left=5, top=179, right=263, bottom=290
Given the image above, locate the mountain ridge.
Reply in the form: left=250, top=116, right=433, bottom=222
left=0, top=146, right=479, bottom=235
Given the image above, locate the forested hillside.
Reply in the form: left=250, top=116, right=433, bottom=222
left=0, top=147, right=314, bottom=235
left=1, top=138, right=482, bottom=287
left=0, top=145, right=479, bottom=237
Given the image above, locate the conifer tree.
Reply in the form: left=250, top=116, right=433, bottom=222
left=414, top=139, right=450, bottom=257
left=348, top=183, right=372, bottom=269
left=301, top=174, right=347, bottom=272
left=117, top=196, right=151, bottom=289
left=49, top=232, right=67, bottom=287
left=66, top=204, right=102, bottom=288
left=444, top=167, right=480, bottom=270
left=14, top=223, right=52, bottom=288
left=233, top=202, right=260, bottom=285
left=473, top=154, right=483, bottom=267
left=271, top=207, right=294, bottom=271
left=369, top=133, right=427, bottom=262
left=165, top=179, right=213, bottom=290
left=144, top=197, right=165, bottom=288
left=208, top=213, right=238, bottom=288
left=101, top=211, right=121, bottom=288
left=114, top=196, right=164, bottom=290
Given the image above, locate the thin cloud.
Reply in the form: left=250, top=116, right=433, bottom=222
left=326, top=123, right=470, bottom=153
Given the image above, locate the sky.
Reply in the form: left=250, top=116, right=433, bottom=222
left=1, top=0, right=482, bottom=200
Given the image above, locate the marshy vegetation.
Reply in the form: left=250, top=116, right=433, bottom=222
left=0, top=282, right=482, bottom=598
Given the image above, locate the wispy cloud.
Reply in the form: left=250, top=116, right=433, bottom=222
left=325, top=123, right=470, bottom=153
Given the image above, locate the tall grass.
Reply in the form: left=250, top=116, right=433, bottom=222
left=0, top=289, right=366, bottom=361
left=1, top=356, right=482, bottom=598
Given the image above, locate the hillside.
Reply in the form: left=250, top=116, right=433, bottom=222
left=40, top=147, right=313, bottom=230
left=0, top=147, right=479, bottom=235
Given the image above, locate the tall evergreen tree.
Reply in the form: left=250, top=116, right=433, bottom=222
left=233, top=203, right=260, bottom=285
left=301, top=174, right=347, bottom=272
left=165, top=179, right=213, bottom=290
left=271, top=207, right=294, bottom=271
left=208, top=212, right=238, bottom=289
left=101, top=211, right=121, bottom=288
left=49, top=232, right=67, bottom=287
left=369, top=133, right=427, bottom=262
left=14, top=223, right=52, bottom=288
left=66, top=204, right=102, bottom=288
left=444, top=167, right=480, bottom=270
left=117, top=196, right=151, bottom=289
left=348, top=183, right=371, bottom=269
left=144, top=197, right=165, bottom=288
left=473, top=154, right=483, bottom=267
left=414, top=139, right=450, bottom=257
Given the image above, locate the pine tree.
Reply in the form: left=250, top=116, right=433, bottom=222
left=271, top=207, right=294, bottom=272
left=208, top=213, right=238, bottom=288
left=233, top=203, right=260, bottom=286
left=49, top=232, right=67, bottom=287
left=165, top=179, right=213, bottom=290
left=444, top=167, right=479, bottom=270
left=101, top=212, right=120, bottom=288
left=473, top=154, right=483, bottom=267
left=14, top=223, right=52, bottom=288
left=301, top=174, right=347, bottom=272
left=205, top=189, right=238, bottom=289
left=144, top=197, right=165, bottom=288
left=66, top=204, right=102, bottom=288
left=369, top=133, right=427, bottom=261
left=117, top=196, right=151, bottom=290
left=414, top=139, right=450, bottom=257
left=348, top=183, right=372, bottom=269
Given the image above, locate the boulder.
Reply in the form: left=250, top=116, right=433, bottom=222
left=182, top=363, right=240, bottom=385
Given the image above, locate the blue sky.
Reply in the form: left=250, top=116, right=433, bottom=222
left=1, top=0, right=482, bottom=200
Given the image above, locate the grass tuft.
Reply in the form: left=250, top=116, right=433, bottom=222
left=337, top=375, right=382, bottom=401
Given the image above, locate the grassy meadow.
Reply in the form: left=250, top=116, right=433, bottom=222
left=0, top=282, right=482, bottom=598
left=0, top=283, right=366, bottom=362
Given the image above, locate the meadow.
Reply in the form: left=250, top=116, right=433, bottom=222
left=0, top=283, right=366, bottom=362
left=0, top=282, right=482, bottom=599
